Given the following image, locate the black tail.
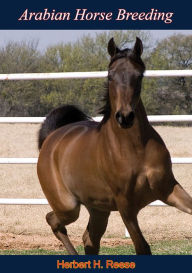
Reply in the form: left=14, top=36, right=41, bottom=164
left=38, top=105, right=91, bottom=150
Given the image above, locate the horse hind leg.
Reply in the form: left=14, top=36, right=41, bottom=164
left=46, top=205, right=80, bottom=255
left=82, top=208, right=110, bottom=255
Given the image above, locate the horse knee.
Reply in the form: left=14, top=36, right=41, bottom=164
left=46, top=207, right=80, bottom=233
left=46, top=211, right=66, bottom=234
left=46, top=211, right=58, bottom=228
left=55, top=206, right=80, bottom=225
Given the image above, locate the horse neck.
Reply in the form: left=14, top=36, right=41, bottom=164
left=101, top=99, right=151, bottom=150
left=136, top=99, right=150, bottom=133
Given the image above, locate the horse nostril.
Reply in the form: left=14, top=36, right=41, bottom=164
left=115, top=111, right=135, bottom=128
left=126, top=111, right=135, bottom=123
left=115, top=111, right=123, bottom=124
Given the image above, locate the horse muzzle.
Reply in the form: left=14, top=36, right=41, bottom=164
left=115, top=110, right=135, bottom=129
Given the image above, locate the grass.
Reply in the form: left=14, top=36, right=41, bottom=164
left=0, top=239, right=192, bottom=255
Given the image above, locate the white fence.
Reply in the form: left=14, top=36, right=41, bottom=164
left=1, top=70, right=192, bottom=81
left=0, top=70, right=192, bottom=208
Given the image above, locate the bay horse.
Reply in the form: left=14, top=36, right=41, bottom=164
left=37, top=37, right=192, bottom=255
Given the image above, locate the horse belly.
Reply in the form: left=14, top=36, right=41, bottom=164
left=83, top=189, right=117, bottom=211
left=60, top=167, right=116, bottom=211
left=68, top=175, right=117, bottom=211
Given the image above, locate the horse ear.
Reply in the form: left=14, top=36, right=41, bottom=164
left=133, top=37, right=143, bottom=57
left=108, top=38, right=120, bottom=57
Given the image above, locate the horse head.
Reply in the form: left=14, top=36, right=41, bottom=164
left=107, top=37, right=145, bottom=128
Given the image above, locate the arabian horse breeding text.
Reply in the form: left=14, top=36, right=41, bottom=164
left=37, top=37, right=192, bottom=255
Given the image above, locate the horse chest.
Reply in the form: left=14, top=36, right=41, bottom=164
left=104, top=149, right=144, bottom=179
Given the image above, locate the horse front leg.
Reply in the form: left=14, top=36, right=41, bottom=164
left=153, top=177, right=192, bottom=215
left=116, top=196, right=151, bottom=255
left=46, top=207, right=80, bottom=255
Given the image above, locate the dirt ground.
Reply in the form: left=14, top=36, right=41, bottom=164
left=0, top=232, right=134, bottom=250
left=0, top=124, right=192, bottom=249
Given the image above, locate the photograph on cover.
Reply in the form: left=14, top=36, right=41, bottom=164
left=0, top=29, right=192, bottom=255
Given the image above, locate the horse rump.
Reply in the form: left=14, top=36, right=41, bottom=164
left=38, top=105, right=91, bottom=149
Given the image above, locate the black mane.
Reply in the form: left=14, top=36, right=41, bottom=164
left=97, top=83, right=111, bottom=129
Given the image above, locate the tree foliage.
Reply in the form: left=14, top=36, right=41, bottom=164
left=0, top=32, right=191, bottom=117
left=144, top=34, right=192, bottom=115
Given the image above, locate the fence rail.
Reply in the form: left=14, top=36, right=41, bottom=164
left=0, top=70, right=192, bottom=81
left=0, top=157, right=192, bottom=164
left=0, top=115, right=192, bottom=123
left=0, top=199, right=167, bottom=206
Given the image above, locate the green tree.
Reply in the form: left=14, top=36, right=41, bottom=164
left=0, top=40, right=45, bottom=116
left=145, top=34, right=192, bottom=115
